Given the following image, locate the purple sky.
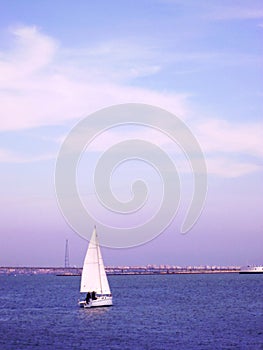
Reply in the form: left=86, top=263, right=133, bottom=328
left=0, top=0, right=262, bottom=267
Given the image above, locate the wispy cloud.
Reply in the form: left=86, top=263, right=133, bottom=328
left=0, top=25, right=262, bottom=179
left=196, top=119, right=263, bottom=158
left=0, top=147, right=54, bottom=163
left=206, top=5, right=263, bottom=21
left=206, top=157, right=262, bottom=177
left=0, top=26, right=188, bottom=131
left=64, top=40, right=162, bottom=81
left=0, top=26, right=58, bottom=82
left=1, top=25, right=261, bottom=132
left=55, top=120, right=263, bottom=178
left=159, top=0, right=263, bottom=21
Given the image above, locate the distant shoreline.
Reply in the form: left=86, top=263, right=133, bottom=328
left=0, top=266, right=240, bottom=276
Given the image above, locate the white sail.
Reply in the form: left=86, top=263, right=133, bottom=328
left=80, top=227, right=111, bottom=295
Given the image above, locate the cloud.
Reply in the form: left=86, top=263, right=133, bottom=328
left=196, top=119, right=263, bottom=158
left=0, top=26, right=57, bottom=82
left=207, top=6, right=263, bottom=21
left=0, top=148, right=54, bottom=163
left=0, top=26, right=189, bottom=132
left=65, top=40, right=162, bottom=81
left=0, top=25, right=261, bottom=132
left=160, top=0, right=263, bottom=21
left=0, top=25, right=262, bottom=179
left=206, top=157, right=262, bottom=177
left=55, top=120, right=263, bottom=178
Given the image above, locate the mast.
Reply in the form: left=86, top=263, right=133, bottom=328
left=95, top=226, right=103, bottom=294
left=65, top=239, right=69, bottom=268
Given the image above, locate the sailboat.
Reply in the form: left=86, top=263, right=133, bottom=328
left=78, top=226, right=113, bottom=308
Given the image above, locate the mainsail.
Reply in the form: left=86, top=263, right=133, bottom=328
left=80, top=227, right=111, bottom=295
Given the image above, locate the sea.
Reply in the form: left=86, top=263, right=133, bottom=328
left=0, top=273, right=262, bottom=350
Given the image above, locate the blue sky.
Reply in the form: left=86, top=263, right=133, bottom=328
left=0, top=0, right=262, bottom=267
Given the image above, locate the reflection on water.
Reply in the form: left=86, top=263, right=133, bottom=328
left=77, top=305, right=112, bottom=320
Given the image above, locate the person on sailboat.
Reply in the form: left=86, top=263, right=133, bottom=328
left=86, top=292, right=91, bottom=304
left=91, top=291, right=97, bottom=300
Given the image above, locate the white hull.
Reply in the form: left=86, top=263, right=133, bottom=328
left=239, top=265, right=263, bottom=274
left=79, top=296, right=113, bottom=308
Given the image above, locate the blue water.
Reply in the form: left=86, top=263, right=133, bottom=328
left=0, top=274, right=262, bottom=349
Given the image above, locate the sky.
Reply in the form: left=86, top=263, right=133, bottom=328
left=0, top=0, right=262, bottom=267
